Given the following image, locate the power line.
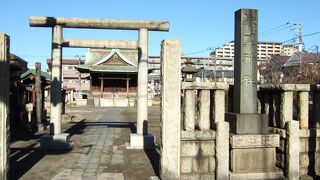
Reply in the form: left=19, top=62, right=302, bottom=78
left=303, top=30, right=320, bottom=37
left=184, top=47, right=214, bottom=55
left=282, top=29, right=320, bottom=44
left=259, top=22, right=290, bottom=36
left=259, top=24, right=294, bottom=38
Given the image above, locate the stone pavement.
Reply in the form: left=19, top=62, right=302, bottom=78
left=10, top=106, right=161, bottom=180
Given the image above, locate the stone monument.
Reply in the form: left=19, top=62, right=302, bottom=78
left=226, top=9, right=283, bottom=179
left=226, top=8, right=268, bottom=134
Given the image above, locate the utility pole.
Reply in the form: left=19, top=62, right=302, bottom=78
left=75, top=55, right=85, bottom=91
left=289, top=21, right=303, bottom=52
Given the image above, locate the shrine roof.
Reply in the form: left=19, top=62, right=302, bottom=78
left=75, top=65, right=155, bottom=74
left=20, top=69, right=51, bottom=81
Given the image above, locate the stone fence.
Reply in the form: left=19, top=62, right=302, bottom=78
left=160, top=40, right=229, bottom=180
left=257, top=84, right=320, bottom=178
left=160, top=39, right=320, bottom=179
left=180, top=82, right=229, bottom=180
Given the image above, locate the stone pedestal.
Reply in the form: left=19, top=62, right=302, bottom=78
left=226, top=113, right=268, bottom=134
left=40, top=133, right=73, bottom=149
left=41, top=109, right=47, bottom=122
left=36, top=124, right=48, bottom=132
left=229, top=134, right=284, bottom=179
left=127, top=133, right=156, bottom=149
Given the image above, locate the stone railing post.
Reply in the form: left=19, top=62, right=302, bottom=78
left=160, top=40, right=181, bottom=179
left=272, top=92, right=281, bottom=127
left=214, top=90, right=225, bottom=123
left=215, top=121, right=229, bottom=180
left=285, top=120, right=299, bottom=179
left=312, top=85, right=320, bottom=128
left=0, top=33, right=10, bottom=180
left=184, top=90, right=195, bottom=131
left=263, top=91, right=271, bottom=116
left=298, top=91, right=309, bottom=129
left=199, top=90, right=210, bottom=130
left=280, top=90, right=293, bottom=128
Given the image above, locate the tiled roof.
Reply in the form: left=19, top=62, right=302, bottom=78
left=74, top=65, right=155, bottom=74
left=20, top=69, right=51, bottom=81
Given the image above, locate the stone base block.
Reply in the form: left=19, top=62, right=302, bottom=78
left=225, top=113, right=268, bottom=134
left=127, top=133, right=156, bottom=149
left=75, top=99, right=87, bottom=106
left=41, top=109, right=47, bottom=122
left=36, top=124, right=48, bottom=132
left=230, top=134, right=280, bottom=148
left=87, top=98, right=94, bottom=106
left=231, top=148, right=278, bottom=173
left=180, top=173, right=215, bottom=180
left=40, top=133, right=73, bottom=149
left=229, top=171, right=285, bottom=180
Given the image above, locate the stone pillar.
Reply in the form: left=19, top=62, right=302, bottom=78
left=298, top=91, right=309, bottom=129
left=285, top=121, right=299, bottom=179
left=214, top=90, right=225, bottom=123
left=314, top=90, right=320, bottom=128
left=160, top=40, right=181, bottom=180
left=264, top=91, right=271, bottom=114
left=35, top=62, right=42, bottom=125
left=70, top=90, right=74, bottom=104
left=199, top=90, right=210, bottom=130
left=50, top=25, right=63, bottom=135
left=184, top=90, right=195, bottom=131
left=41, top=26, right=72, bottom=149
left=137, top=28, right=148, bottom=135
left=129, top=28, right=155, bottom=148
left=280, top=91, right=293, bottom=128
left=215, top=121, right=229, bottom=180
left=0, top=33, right=10, bottom=180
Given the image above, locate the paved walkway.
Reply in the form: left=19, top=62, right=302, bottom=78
left=10, top=106, right=161, bottom=180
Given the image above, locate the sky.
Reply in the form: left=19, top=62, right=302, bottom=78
left=1, top=0, right=320, bottom=70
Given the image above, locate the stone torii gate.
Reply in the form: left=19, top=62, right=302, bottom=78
left=29, top=17, right=169, bottom=149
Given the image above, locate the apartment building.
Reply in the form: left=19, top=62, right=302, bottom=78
left=47, top=59, right=90, bottom=92
left=283, top=44, right=299, bottom=56
left=211, top=41, right=297, bottom=64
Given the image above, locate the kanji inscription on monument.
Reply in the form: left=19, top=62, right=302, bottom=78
left=234, top=9, right=258, bottom=114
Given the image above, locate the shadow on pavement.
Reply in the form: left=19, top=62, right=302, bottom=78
left=69, top=121, right=137, bottom=133
left=64, top=119, right=87, bottom=136
left=144, top=147, right=160, bottom=177
left=10, top=119, right=88, bottom=179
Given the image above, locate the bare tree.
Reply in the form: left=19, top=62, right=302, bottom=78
left=260, top=53, right=320, bottom=84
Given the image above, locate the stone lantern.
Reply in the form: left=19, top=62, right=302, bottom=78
left=181, top=59, right=198, bottom=82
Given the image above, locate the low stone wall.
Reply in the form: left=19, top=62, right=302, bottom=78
left=180, top=131, right=216, bottom=179
left=75, top=99, right=87, bottom=106
left=259, top=84, right=320, bottom=179
left=100, top=98, right=128, bottom=107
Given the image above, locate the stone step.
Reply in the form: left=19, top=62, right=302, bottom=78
left=299, top=152, right=320, bottom=168
left=299, top=167, right=320, bottom=176
left=299, top=175, right=314, bottom=180
left=229, top=171, right=285, bottom=180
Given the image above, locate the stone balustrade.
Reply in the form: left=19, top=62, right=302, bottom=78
left=180, top=82, right=229, bottom=179
left=258, top=84, right=320, bottom=178
left=160, top=39, right=229, bottom=180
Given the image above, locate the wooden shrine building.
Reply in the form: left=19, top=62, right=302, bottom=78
left=75, top=49, right=154, bottom=106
